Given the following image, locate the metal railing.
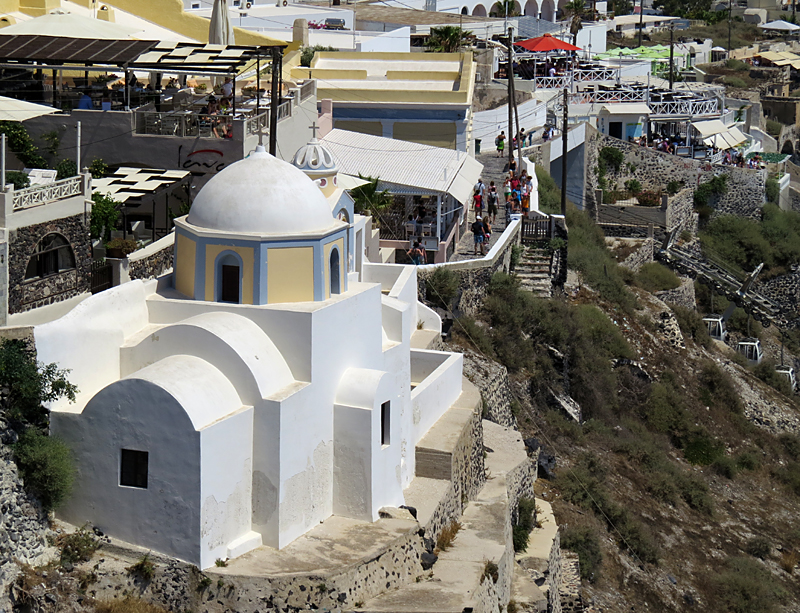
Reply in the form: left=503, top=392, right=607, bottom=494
left=135, top=111, right=233, bottom=138
left=299, top=80, right=316, bottom=101
left=13, top=176, right=83, bottom=211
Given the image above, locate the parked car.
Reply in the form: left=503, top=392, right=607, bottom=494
left=324, top=18, right=346, bottom=30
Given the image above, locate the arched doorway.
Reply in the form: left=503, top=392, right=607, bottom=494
left=461, top=6, right=469, bottom=13
left=329, top=248, right=341, bottom=296
left=540, top=0, right=555, bottom=21
left=472, top=3, right=487, bottom=15
left=782, top=139, right=795, bottom=157
left=216, top=253, right=241, bottom=303
left=524, top=0, right=539, bottom=16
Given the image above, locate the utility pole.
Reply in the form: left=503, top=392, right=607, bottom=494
left=638, top=0, right=644, bottom=47
left=560, top=88, right=568, bottom=216
left=728, top=0, right=732, bottom=54
left=269, top=46, right=281, bottom=156
left=506, top=26, right=514, bottom=169
left=511, top=71, right=522, bottom=173
left=669, top=23, right=674, bottom=89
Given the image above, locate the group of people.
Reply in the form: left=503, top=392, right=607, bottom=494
left=470, top=168, right=534, bottom=255
left=199, top=94, right=235, bottom=138
left=633, top=133, right=757, bottom=167
left=494, top=129, right=536, bottom=158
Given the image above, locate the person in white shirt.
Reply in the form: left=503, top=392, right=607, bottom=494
left=221, top=77, right=233, bottom=98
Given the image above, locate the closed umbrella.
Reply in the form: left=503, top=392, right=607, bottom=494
left=209, top=0, right=235, bottom=46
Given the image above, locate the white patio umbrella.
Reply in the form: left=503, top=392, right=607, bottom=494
left=759, top=20, right=800, bottom=32
left=0, top=10, right=142, bottom=39
left=0, top=95, right=58, bottom=122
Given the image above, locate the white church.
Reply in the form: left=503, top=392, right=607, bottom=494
left=36, top=138, right=466, bottom=569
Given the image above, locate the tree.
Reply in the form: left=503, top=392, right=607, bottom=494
left=425, top=26, right=472, bottom=53
left=489, top=0, right=519, bottom=17
left=653, top=0, right=712, bottom=18
left=0, top=339, right=77, bottom=428
left=13, top=429, right=75, bottom=511
left=351, top=175, right=392, bottom=216
left=563, top=0, right=584, bottom=46
left=90, top=192, right=122, bottom=243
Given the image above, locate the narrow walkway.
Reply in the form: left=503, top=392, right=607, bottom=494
left=449, top=151, right=513, bottom=262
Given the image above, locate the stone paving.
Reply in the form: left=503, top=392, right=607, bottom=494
left=450, top=152, right=514, bottom=262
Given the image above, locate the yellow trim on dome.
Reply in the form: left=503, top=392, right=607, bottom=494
left=175, top=233, right=196, bottom=299
left=267, top=246, right=314, bottom=304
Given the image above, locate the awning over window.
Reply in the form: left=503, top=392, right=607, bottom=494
left=691, top=119, right=728, bottom=137
left=703, top=127, right=748, bottom=150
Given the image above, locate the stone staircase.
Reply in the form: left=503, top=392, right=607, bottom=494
left=515, top=246, right=553, bottom=298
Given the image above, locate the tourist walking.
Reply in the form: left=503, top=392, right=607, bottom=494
left=483, top=216, right=492, bottom=249
left=495, top=131, right=505, bottom=157
left=472, top=216, right=485, bottom=255
left=407, top=241, right=425, bottom=265
left=487, top=181, right=498, bottom=224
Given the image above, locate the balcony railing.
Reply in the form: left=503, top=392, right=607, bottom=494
left=299, top=80, right=316, bottom=102
left=135, top=111, right=234, bottom=138
left=12, top=176, right=83, bottom=211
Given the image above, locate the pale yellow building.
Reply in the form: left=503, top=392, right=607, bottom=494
left=289, top=51, right=476, bottom=153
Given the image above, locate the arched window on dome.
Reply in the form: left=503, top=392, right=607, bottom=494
left=216, top=252, right=242, bottom=304
left=329, top=248, right=341, bottom=296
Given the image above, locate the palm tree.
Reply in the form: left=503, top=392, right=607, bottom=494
left=352, top=175, right=392, bottom=216
left=563, top=0, right=585, bottom=46
left=425, top=26, right=472, bottom=53
left=489, top=0, right=519, bottom=17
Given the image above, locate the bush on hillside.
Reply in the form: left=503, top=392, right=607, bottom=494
left=765, top=176, right=780, bottom=204
left=13, top=429, right=74, bottom=511
left=712, top=556, right=787, bottom=613
left=722, top=76, right=747, bottom=88
left=636, top=262, right=680, bottom=293
left=535, top=165, right=560, bottom=214
left=693, top=174, right=728, bottom=209
left=753, top=359, right=793, bottom=397
left=672, top=305, right=712, bottom=348
left=426, top=267, right=459, bottom=311
left=561, top=525, right=602, bottom=582
left=598, top=146, right=624, bottom=173
left=766, top=119, right=783, bottom=137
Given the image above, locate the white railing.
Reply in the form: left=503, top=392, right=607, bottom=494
left=649, top=98, right=719, bottom=117
left=245, top=111, right=269, bottom=136
left=277, top=99, right=292, bottom=121
left=13, top=176, right=83, bottom=211
left=574, top=68, right=618, bottom=82
left=534, top=75, right=570, bottom=90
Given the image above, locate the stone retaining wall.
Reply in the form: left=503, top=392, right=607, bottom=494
left=655, top=276, right=696, bottom=310
left=665, top=188, right=696, bottom=235
left=8, top=213, right=91, bottom=314
left=755, top=268, right=800, bottom=315
left=129, top=239, right=173, bottom=281
left=461, top=348, right=517, bottom=428
left=417, top=221, right=521, bottom=317
left=548, top=531, right=564, bottom=613
left=619, top=238, right=654, bottom=272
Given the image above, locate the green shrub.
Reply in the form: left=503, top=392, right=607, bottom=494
left=753, top=359, right=793, bottom=397
left=5, top=171, right=29, bottom=190
left=744, top=537, right=772, bottom=560
left=513, top=525, right=530, bottom=553
left=676, top=472, right=713, bottom=515
left=517, top=497, right=536, bottom=531
left=779, top=433, right=800, bottom=460
left=89, top=158, right=108, bottom=179
left=712, top=556, right=786, bottom=613
left=299, top=45, right=336, bottom=67
left=683, top=430, right=724, bottom=465
left=58, top=525, right=99, bottom=566
left=765, top=176, right=780, bottom=204
left=636, top=262, right=680, bottom=293
left=451, top=316, right=495, bottom=357
left=636, top=190, right=661, bottom=207
left=0, top=122, right=48, bottom=168
left=105, top=238, right=138, bottom=256
left=698, top=360, right=743, bottom=414
left=726, top=59, right=749, bottom=71
left=712, top=455, right=738, bottom=479
left=774, top=461, right=800, bottom=496
left=561, top=525, right=602, bottom=582
left=510, top=244, right=522, bottom=271
left=598, top=146, right=624, bottom=173
left=426, top=267, right=459, bottom=311
left=722, top=76, right=747, bottom=88
left=766, top=119, right=783, bottom=137
left=55, top=159, right=77, bottom=180
left=693, top=174, right=727, bottom=209
left=13, top=429, right=75, bottom=511
left=672, top=306, right=711, bottom=348
left=624, top=178, right=642, bottom=194
left=90, top=193, right=121, bottom=242
left=735, top=450, right=760, bottom=471
left=127, top=553, right=156, bottom=581
left=536, top=165, right=560, bottom=214
left=666, top=180, right=683, bottom=195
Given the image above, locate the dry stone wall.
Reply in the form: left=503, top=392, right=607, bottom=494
left=619, top=238, right=654, bottom=272
left=461, top=348, right=517, bottom=428
left=655, top=277, right=696, bottom=310
left=129, top=242, right=173, bottom=281
left=8, top=213, right=91, bottom=314
left=755, top=268, right=800, bottom=316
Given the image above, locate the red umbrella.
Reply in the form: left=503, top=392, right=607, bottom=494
left=515, top=33, right=581, bottom=53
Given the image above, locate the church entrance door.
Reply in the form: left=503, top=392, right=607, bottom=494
left=221, top=265, right=240, bottom=303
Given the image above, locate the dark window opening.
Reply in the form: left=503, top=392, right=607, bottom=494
left=330, top=249, right=340, bottom=295
left=381, top=401, right=390, bottom=446
left=24, top=233, right=75, bottom=280
left=220, top=264, right=240, bottom=303
left=120, top=449, right=148, bottom=489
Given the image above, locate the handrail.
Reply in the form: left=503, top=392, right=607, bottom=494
left=12, top=176, right=83, bottom=211
left=135, top=111, right=234, bottom=138
left=299, top=80, right=316, bottom=102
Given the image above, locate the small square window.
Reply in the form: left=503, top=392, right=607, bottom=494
left=120, top=449, right=148, bottom=489
left=380, top=401, right=390, bottom=446
left=191, top=2, right=200, bottom=8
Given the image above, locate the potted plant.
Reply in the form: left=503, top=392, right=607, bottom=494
left=105, top=238, right=138, bottom=259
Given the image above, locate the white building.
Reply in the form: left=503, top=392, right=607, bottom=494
left=41, top=138, right=464, bottom=569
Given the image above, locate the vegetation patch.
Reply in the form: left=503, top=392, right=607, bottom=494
left=561, top=525, right=602, bottom=582
left=13, top=429, right=75, bottom=512
left=635, top=262, right=680, bottom=293
left=435, top=521, right=462, bottom=552
left=426, top=267, right=459, bottom=311
left=711, top=556, right=786, bottom=613
left=58, top=525, right=100, bottom=567
left=127, top=553, right=156, bottom=581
